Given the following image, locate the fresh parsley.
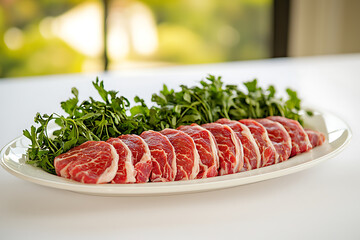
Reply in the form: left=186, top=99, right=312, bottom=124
left=24, top=75, right=311, bottom=174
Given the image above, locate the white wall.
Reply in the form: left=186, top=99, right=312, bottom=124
left=289, top=0, right=360, bottom=56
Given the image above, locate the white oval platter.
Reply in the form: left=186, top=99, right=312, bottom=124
left=0, top=110, right=352, bottom=196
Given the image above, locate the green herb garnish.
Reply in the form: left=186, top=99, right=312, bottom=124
left=24, top=75, right=310, bottom=174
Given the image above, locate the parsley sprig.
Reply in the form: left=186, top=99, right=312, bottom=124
left=23, top=78, right=146, bottom=174
left=136, top=75, right=310, bottom=130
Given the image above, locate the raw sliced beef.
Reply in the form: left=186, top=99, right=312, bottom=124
left=106, top=138, right=136, bottom=184
left=216, top=118, right=260, bottom=170
left=239, top=119, right=278, bottom=167
left=267, top=116, right=312, bottom=157
left=255, top=118, right=292, bottom=162
left=54, top=141, right=118, bottom=184
left=140, top=130, right=177, bottom=182
left=202, top=123, right=243, bottom=175
left=305, top=129, right=326, bottom=148
left=177, top=123, right=219, bottom=178
left=118, top=135, right=152, bottom=183
left=160, top=129, right=200, bottom=181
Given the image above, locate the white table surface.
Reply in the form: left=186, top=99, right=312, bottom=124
left=0, top=54, right=359, bottom=240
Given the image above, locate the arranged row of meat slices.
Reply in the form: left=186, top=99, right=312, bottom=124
left=54, top=116, right=325, bottom=184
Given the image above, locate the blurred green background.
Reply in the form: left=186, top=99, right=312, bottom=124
left=0, top=0, right=272, bottom=78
